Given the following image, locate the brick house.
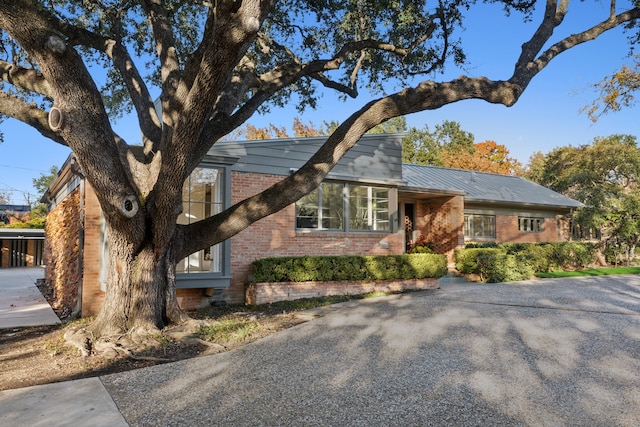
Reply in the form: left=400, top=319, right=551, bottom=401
left=0, top=204, right=45, bottom=269
left=43, top=134, right=580, bottom=315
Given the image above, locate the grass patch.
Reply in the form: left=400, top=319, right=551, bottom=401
left=193, top=291, right=399, bottom=319
left=198, top=319, right=262, bottom=342
left=536, top=266, right=640, bottom=278
left=193, top=290, right=401, bottom=346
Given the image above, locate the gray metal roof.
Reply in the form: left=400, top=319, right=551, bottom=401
left=0, top=228, right=45, bottom=239
left=401, top=164, right=582, bottom=209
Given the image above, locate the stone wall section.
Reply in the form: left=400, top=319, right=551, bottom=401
left=246, top=278, right=440, bottom=305
left=43, top=188, right=81, bottom=316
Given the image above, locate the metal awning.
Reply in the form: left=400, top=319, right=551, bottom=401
left=0, top=228, right=46, bottom=239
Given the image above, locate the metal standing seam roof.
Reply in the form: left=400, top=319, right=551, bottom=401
left=401, top=164, right=582, bottom=209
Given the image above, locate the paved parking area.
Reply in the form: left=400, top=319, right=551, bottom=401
left=2, top=275, right=639, bottom=426
left=0, top=267, right=60, bottom=329
left=101, top=275, right=640, bottom=426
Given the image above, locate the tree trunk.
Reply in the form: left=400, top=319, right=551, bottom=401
left=90, top=223, right=186, bottom=337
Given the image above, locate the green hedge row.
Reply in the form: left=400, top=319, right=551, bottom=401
left=456, top=242, right=600, bottom=283
left=252, top=254, right=448, bottom=283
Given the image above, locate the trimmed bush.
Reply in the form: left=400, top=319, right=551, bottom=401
left=252, top=253, right=448, bottom=283
left=458, top=242, right=600, bottom=282
left=477, top=252, right=534, bottom=283
left=520, top=244, right=556, bottom=273
left=455, top=248, right=505, bottom=274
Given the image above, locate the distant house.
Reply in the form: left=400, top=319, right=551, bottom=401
left=0, top=205, right=45, bottom=268
left=0, top=228, right=45, bottom=268
left=43, top=135, right=580, bottom=315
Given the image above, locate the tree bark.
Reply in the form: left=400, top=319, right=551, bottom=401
left=90, top=223, right=185, bottom=336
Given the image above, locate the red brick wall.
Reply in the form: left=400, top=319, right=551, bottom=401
left=495, top=215, right=562, bottom=244
left=176, top=288, right=207, bottom=309
left=227, top=171, right=403, bottom=303
left=415, top=195, right=465, bottom=263
left=81, top=183, right=105, bottom=316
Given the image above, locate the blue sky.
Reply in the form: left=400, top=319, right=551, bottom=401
left=1, top=1, right=639, bottom=205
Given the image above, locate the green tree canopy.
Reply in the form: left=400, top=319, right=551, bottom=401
left=584, top=54, right=640, bottom=122
left=32, top=166, right=59, bottom=201
left=402, top=120, right=474, bottom=166
left=528, top=134, right=640, bottom=262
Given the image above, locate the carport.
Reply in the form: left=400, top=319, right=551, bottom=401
left=0, top=228, right=45, bottom=268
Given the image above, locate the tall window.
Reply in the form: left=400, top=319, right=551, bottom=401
left=296, top=183, right=390, bottom=232
left=519, top=217, right=543, bottom=233
left=176, top=167, right=224, bottom=273
left=349, top=186, right=390, bottom=231
left=464, top=214, right=495, bottom=239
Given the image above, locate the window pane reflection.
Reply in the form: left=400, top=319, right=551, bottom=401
left=176, top=168, right=223, bottom=274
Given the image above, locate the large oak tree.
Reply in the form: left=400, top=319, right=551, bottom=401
left=0, top=0, right=638, bottom=338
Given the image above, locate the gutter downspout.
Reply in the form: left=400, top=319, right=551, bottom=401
left=75, top=178, right=84, bottom=316
left=71, top=159, right=85, bottom=318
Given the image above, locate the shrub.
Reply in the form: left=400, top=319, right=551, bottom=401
left=546, top=242, right=598, bottom=269
left=407, top=244, right=434, bottom=254
left=476, top=252, right=535, bottom=283
left=252, top=253, right=448, bottom=283
left=520, top=244, right=556, bottom=273
left=456, top=242, right=599, bottom=281
left=454, top=248, right=505, bottom=274
left=465, top=242, right=498, bottom=249
left=405, top=253, right=448, bottom=278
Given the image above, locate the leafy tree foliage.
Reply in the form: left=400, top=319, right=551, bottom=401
left=443, top=140, right=522, bottom=175
left=368, top=116, right=408, bottom=135
left=521, top=151, right=546, bottom=182
left=402, top=120, right=474, bottom=166
left=32, top=166, right=59, bottom=201
left=528, top=135, right=640, bottom=263
left=0, top=0, right=638, bottom=338
left=584, top=54, right=640, bottom=121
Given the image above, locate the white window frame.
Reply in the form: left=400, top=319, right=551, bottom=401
left=296, top=182, right=392, bottom=232
left=464, top=214, right=495, bottom=239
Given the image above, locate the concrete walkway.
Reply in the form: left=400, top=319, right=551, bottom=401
left=0, top=267, right=60, bottom=329
left=2, top=275, right=640, bottom=426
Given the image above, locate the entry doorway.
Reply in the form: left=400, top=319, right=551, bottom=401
left=403, top=202, right=416, bottom=252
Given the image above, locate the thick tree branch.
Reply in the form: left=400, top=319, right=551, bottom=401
left=0, top=0, right=144, bottom=232
left=190, top=33, right=441, bottom=170
left=0, top=60, right=52, bottom=97
left=177, top=75, right=521, bottom=258
left=62, top=26, right=163, bottom=155
left=138, top=0, right=183, bottom=129
left=0, top=92, right=66, bottom=145
left=512, top=2, right=640, bottom=88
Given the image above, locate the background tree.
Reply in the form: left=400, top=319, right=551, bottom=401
left=32, top=166, right=59, bottom=201
left=584, top=54, right=640, bottom=121
left=368, top=116, right=408, bottom=135
left=402, top=120, right=474, bottom=166
left=292, top=117, right=322, bottom=137
left=442, top=140, right=522, bottom=175
left=0, top=1, right=638, bottom=341
left=521, top=151, right=547, bottom=182
left=527, top=135, right=640, bottom=263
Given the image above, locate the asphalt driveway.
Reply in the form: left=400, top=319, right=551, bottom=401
left=99, top=275, right=640, bottom=426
